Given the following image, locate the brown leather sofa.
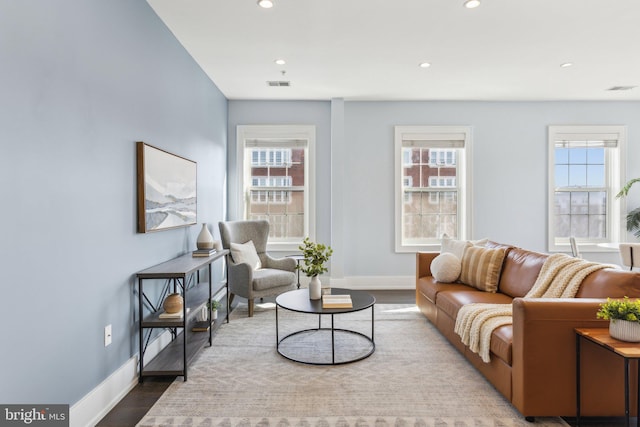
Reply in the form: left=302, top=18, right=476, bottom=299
left=416, top=242, right=640, bottom=419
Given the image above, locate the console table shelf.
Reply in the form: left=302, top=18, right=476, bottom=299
left=136, top=250, right=228, bottom=382
left=141, top=283, right=212, bottom=328
left=141, top=329, right=210, bottom=378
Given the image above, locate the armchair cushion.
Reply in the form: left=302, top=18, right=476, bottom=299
left=252, top=268, right=296, bottom=291
left=230, top=240, right=262, bottom=270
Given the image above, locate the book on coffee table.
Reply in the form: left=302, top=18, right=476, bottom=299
left=322, top=294, right=352, bottom=308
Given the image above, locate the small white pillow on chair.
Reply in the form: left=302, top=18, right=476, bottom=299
left=230, top=240, right=262, bottom=270
left=431, top=252, right=462, bottom=283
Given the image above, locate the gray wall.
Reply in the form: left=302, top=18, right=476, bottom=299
left=0, top=0, right=227, bottom=406
left=230, top=100, right=640, bottom=280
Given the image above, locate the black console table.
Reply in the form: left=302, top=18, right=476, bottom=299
left=135, top=250, right=228, bottom=382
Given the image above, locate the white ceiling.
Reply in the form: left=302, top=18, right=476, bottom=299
left=147, top=0, right=640, bottom=101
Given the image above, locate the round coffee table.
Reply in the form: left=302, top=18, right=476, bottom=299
left=275, top=288, right=376, bottom=365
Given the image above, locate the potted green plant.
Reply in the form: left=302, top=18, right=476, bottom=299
left=616, top=178, right=640, bottom=238
left=297, top=237, right=333, bottom=300
left=597, top=297, right=640, bottom=342
left=207, top=299, right=221, bottom=320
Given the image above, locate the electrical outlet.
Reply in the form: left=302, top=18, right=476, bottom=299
left=104, top=324, right=112, bottom=347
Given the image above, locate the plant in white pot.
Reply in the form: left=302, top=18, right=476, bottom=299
left=597, top=297, right=640, bottom=342
left=207, top=299, right=221, bottom=320
left=298, top=237, right=333, bottom=300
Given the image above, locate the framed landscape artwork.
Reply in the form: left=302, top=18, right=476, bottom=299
left=137, top=141, right=197, bottom=233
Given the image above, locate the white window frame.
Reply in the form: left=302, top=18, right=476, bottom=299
left=394, top=125, right=473, bottom=253
left=547, top=125, right=626, bottom=253
left=237, top=125, right=316, bottom=252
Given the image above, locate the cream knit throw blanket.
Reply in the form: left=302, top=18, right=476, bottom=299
left=454, top=253, right=613, bottom=363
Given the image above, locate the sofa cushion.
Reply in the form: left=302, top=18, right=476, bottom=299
left=576, top=268, right=640, bottom=298
left=498, top=248, right=547, bottom=298
left=436, top=288, right=514, bottom=320
left=485, top=240, right=515, bottom=252
left=431, top=253, right=462, bottom=283
left=490, top=325, right=513, bottom=365
left=460, top=246, right=506, bottom=292
left=417, top=276, right=474, bottom=304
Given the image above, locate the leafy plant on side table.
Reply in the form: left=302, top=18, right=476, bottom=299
left=617, top=178, right=640, bottom=238
left=597, top=297, right=640, bottom=342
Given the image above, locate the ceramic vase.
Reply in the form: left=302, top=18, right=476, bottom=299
left=609, top=319, right=640, bottom=342
left=163, top=293, right=183, bottom=314
left=309, top=276, right=322, bottom=300
left=211, top=309, right=218, bottom=320
left=197, top=223, right=214, bottom=249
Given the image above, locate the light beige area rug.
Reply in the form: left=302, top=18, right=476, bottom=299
left=137, top=303, right=569, bottom=427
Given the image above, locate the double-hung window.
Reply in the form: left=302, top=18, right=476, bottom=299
left=237, top=125, right=315, bottom=251
left=394, top=126, right=472, bottom=252
left=548, top=125, right=626, bottom=252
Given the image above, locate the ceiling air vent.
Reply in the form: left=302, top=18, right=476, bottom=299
left=267, top=81, right=291, bottom=87
left=607, top=86, right=637, bottom=91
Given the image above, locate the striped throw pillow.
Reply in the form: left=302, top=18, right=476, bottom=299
left=460, top=246, right=506, bottom=292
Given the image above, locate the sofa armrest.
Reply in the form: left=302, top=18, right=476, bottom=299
left=416, top=251, right=439, bottom=280
left=511, top=298, right=609, bottom=417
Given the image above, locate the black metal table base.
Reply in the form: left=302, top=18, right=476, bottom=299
left=276, top=308, right=375, bottom=365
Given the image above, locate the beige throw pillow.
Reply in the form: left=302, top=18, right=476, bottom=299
left=459, top=246, right=506, bottom=292
left=230, top=240, right=262, bottom=270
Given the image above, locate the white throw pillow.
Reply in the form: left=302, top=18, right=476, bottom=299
left=441, top=233, right=489, bottom=260
left=441, top=234, right=472, bottom=260
left=431, top=253, right=462, bottom=283
left=230, top=240, right=262, bottom=270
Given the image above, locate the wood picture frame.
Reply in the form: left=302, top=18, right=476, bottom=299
left=137, top=141, right=197, bottom=233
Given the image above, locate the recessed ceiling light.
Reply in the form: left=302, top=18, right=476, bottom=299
left=463, top=0, right=480, bottom=9
left=257, top=0, right=273, bottom=8
left=275, top=59, right=286, bottom=65
left=560, top=62, right=573, bottom=68
left=419, top=62, right=431, bottom=68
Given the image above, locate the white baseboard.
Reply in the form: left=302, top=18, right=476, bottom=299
left=329, top=275, right=415, bottom=290
left=70, top=330, right=173, bottom=427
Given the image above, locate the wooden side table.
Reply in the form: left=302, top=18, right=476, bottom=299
left=575, top=328, right=640, bottom=427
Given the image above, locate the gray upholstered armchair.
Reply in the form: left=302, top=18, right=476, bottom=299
left=219, top=220, right=296, bottom=317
